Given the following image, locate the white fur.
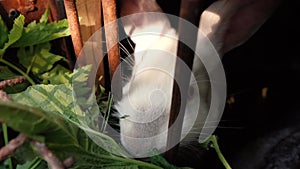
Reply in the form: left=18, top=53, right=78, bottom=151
left=116, top=0, right=278, bottom=157
left=115, top=0, right=217, bottom=157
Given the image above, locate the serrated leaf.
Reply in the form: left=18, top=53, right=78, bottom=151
left=0, top=66, right=29, bottom=93
left=12, top=19, right=70, bottom=47
left=150, top=149, right=187, bottom=169
left=16, top=158, right=47, bottom=169
left=8, top=66, right=129, bottom=156
left=100, top=166, right=139, bottom=169
left=40, top=64, right=71, bottom=84
left=0, top=66, right=20, bottom=80
left=39, top=8, right=50, bottom=24
left=3, top=81, right=30, bottom=94
left=17, top=43, right=66, bottom=75
left=0, top=15, right=24, bottom=57
left=0, top=99, right=161, bottom=169
left=0, top=66, right=165, bottom=169
left=9, top=85, right=126, bottom=157
left=151, top=154, right=181, bottom=169
left=14, top=141, right=41, bottom=164
left=0, top=15, right=8, bottom=49
left=0, top=102, right=106, bottom=164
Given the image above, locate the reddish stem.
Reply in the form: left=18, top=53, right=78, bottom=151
left=0, top=134, right=27, bottom=161
left=63, top=0, right=83, bottom=58
left=101, top=0, right=122, bottom=99
left=32, top=141, right=65, bottom=169
left=0, top=77, right=26, bottom=90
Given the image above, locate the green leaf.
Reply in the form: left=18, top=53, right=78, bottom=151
left=0, top=15, right=8, bottom=49
left=0, top=159, right=12, bottom=169
left=13, top=19, right=70, bottom=47
left=0, top=66, right=20, bottom=80
left=0, top=15, right=24, bottom=57
left=0, top=100, right=161, bottom=169
left=10, top=84, right=81, bottom=123
left=39, top=8, right=50, bottom=24
left=8, top=65, right=128, bottom=155
left=16, top=158, right=47, bottom=169
left=14, top=141, right=41, bottom=164
left=0, top=66, right=29, bottom=93
left=0, top=102, right=98, bottom=164
left=9, top=78, right=126, bottom=157
left=150, top=150, right=189, bottom=169
left=0, top=66, right=165, bottom=169
left=17, top=43, right=66, bottom=75
left=0, top=100, right=80, bottom=143
left=40, top=64, right=71, bottom=84
left=3, top=81, right=30, bottom=94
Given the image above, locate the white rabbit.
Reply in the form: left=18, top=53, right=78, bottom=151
left=115, top=0, right=281, bottom=157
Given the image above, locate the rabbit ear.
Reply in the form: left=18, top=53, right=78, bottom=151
left=200, top=0, right=282, bottom=54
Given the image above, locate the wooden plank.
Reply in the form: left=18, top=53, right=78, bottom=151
left=64, top=0, right=83, bottom=59
left=101, top=0, right=122, bottom=100
left=76, top=0, right=106, bottom=87
left=166, top=0, right=214, bottom=163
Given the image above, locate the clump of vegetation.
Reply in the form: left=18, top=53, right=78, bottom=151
left=0, top=10, right=230, bottom=169
left=0, top=9, right=184, bottom=169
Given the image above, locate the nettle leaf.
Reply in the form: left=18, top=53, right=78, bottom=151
left=0, top=101, right=106, bottom=168
left=12, top=19, right=70, bottom=47
left=0, top=66, right=20, bottom=80
left=9, top=66, right=127, bottom=156
left=0, top=101, right=71, bottom=142
left=16, top=158, right=47, bottom=169
left=0, top=101, right=132, bottom=168
left=151, top=154, right=190, bottom=169
left=0, top=15, right=8, bottom=49
left=22, top=7, right=48, bottom=33
left=14, top=141, right=41, bottom=164
left=1, top=92, right=162, bottom=168
left=0, top=66, right=165, bottom=168
left=0, top=15, right=24, bottom=57
left=0, top=66, right=29, bottom=93
left=40, top=64, right=72, bottom=84
left=2, top=81, right=30, bottom=94
left=17, top=42, right=66, bottom=75
left=39, top=8, right=50, bottom=24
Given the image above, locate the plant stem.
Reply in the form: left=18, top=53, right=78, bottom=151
left=209, top=135, right=232, bottom=169
left=0, top=59, right=35, bottom=85
left=30, top=158, right=42, bottom=169
left=108, top=155, right=163, bottom=169
left=2, top=123, right=13, bottom=169
left=26, top=49, right=38, bottom=74
left=101, top=92, right=113, bottom=132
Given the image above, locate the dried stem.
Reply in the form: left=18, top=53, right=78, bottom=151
left=0, top=79, right=73, bottom=167
left=0, top=134, right=27, bottom=161
left=63, top=156, right=75, bottom=168
left=32, top=141, right=65, bottom=169
left=0, top=77, right=26, bottom=90
left=0, top=88, right=26, bottom=167
left=0, top=90, right=12, bottom=102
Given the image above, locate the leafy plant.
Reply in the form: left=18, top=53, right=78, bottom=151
left=0, top=9, right=71, bottom=86
left=0, top=8, right=231, bottom=169
left=0, top=65, right=167, bottom=169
